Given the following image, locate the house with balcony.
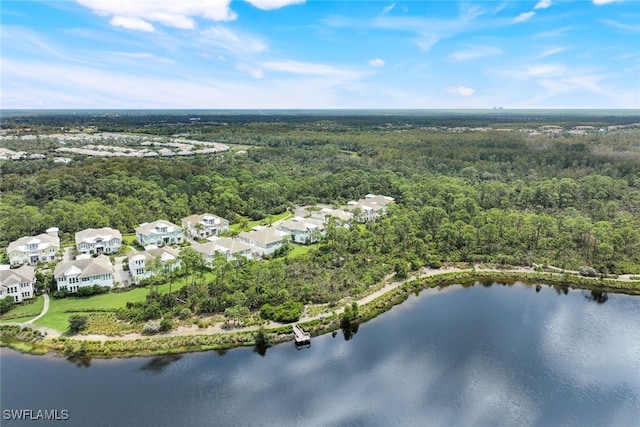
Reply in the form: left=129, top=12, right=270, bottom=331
left=0, top=265, right=36, bottom=303
left=346, top=194, right=395, bottom=222
left=128, top=246, right=180, bottom=284
left=7, top=228, right=60, bottom=266
left=193, top=237, right=253, bottom=264
left=54, top=254, right=115, bottom=293
left=237, top=227, right=290, bottom=257
left=75, top=227, right=122, bottom=255
left=181, top=213, right=229, bottom=239
left=278, top=217, right=326, bottom=244
left=135, top=220, right=183, bottom=247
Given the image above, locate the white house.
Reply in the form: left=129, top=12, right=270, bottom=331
left=75, top=227, right=122, bottom=255
left=193, top=237, right=253, bottom=263
left=0, top=265, right=36, bottom=303
left=237, top=227, right=290, bottom=257
left=54, top=255, right=115, bottom=293
left=7, top=228, right=60, bottom=266
left=347, top=194, right=395, bottom=222
left=128, top=246, right=180, bottom=284
left=278, top=217, right=326, bottom=244
left=310, top=208, right=354, bottom=226
left=135, top=220, right=183, bottom=247
left=181, top=213, right=229, bottom=239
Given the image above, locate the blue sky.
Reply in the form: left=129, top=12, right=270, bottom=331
left=1, top=0, right=639, bottom=109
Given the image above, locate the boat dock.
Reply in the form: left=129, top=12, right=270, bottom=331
left=292, top=324, right=311, bottom=346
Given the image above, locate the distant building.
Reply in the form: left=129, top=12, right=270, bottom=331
left=0, top=265, right=36, bottom=303
left=128, top=246, right=180, bottom=284
left=75, top=227, right=122, bottom=255
left=278, top=217, right=326, bottom=244
left=346, top=194, right=395, bottom=222
left=7, top=228, right=60, bottom=266
left=181, top=213, right=230, bottom=239
left=309, top=208, right=354, bottom=226
left=193, top=237, right=253, bottom=263
left=135, top=220, right=183, bottom=247
left=238, top=227, right=290, bottom=257
left=54, top=255, right=115, bottom=293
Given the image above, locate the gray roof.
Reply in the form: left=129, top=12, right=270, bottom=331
left=193, top=238, right=252, bottom=256
left=239, top=228, right=289, bottom=246
left=0, top=265, right=36, bottom=288
left=181, top=213, right=228, bottom=226
left=128, top=246, right=179, bottom=263
left=54, top=254, right=114, bottom=279
left=7, top=232, right=60, bottom=254
left=75, top=227, right=122, bottom=245
left=279, top=217, right=325, bottom=233
left=135, top=220, right=181, bottom=236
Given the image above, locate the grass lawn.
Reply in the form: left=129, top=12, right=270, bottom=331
left=287, top=243, right=319, bottom=259
left=230, top=211, right=293, bottom=232
left=0, top=295, right=45, bottom=323
left=33, top=276, right=193, bottom=332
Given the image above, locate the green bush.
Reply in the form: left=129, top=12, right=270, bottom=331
left=260, top=300, right=304, bottom=323
left=68, top=315, right=88, bottom=334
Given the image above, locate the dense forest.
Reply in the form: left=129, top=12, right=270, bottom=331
left=1, top=112, right=639, bottom=323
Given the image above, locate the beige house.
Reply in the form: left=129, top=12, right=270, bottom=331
left=237, top=227, right=290, bottom=257
left=278, top=217, right=326, bottom=244
left=0, top=265, right=36, bottom=303
left=181, top=213, right=229, bottom=239
left=54, top=255, right=115, bottom=293
left=347, top=194, right=395, bottom=222
left=192, top=237, right=253, bottom=263
left=7, top=228, right=60, bottom=266
left=75, top=227, right=122, bottom=255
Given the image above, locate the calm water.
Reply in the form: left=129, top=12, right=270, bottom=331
left=2, top=282, right=639, bottom=427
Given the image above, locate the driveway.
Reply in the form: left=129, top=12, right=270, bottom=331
left=113, top=256, right=130, bottom=288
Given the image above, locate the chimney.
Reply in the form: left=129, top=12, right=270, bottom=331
left=46, top=227, right=59, bottom=238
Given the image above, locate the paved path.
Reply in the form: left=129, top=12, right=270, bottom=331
left=25, top=293, right=50, bottom=324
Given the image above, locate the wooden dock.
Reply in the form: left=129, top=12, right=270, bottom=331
left=292, top=324, right=311, bottom=345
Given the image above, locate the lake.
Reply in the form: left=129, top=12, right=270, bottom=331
left=2, top=282, right=639, bottom=426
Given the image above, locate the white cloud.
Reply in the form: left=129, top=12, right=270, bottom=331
left=109, top=16, right=155, bottom=32
left=382, top=3, right=396, bottom=15
left=526, top=64, right=567, bottom=77
left=593, top=0, right=621, bottom=5
left=449, top=85, right=475, bottom=96
left=245, top=0, right=305, bottom=11
left=602, top=19, right=640, bottom=32
left=513, top=11, right=535, bottom=23
left=368, top=58, right=385, bottom=68
left=75, top=0, right=237, bottom=31
left=236, top=63, right=264, bottom=79
left=449, top=45, right=502, bottom=61
left=534, top=0, right=552, bottom=10
left=537, top=47, right=567, bottom=58
left=260, top=60, right=362, bottom=79
left=200, top=26, right=268, bottom=54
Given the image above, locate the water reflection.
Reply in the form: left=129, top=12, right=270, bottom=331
left=585, top=290, right=608, bottom=304
left=139, top=355, right=183, bottom=374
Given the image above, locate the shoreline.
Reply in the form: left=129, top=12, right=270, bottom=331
left=2, top=267, right=639, bottom=359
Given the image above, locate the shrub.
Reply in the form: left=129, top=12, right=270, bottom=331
left=142, top=320, right=161, bottom=335
left=68, top=315, right=88, bottom=334
left=260, top=300, right=303, bottom=323
left=579, top=266, right=598, bottom=277
left=179, top=308, right=192, bottom=320
left=159, top=317, right=174, bottom=332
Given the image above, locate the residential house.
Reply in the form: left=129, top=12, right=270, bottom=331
left=135, top=220, right=183, bottom=247
left=237, top=227, right=290, bottom=257
left=0, top=265, right=36, bottom=303
left=278, top=217, right=326, bottom=244
left=346, top=194, right=395, bottom=222
left=54, top=254, right=115, bottom=292
left=7, top=228, right=60, bottom=266
left=192, top=237, right=253, bottom=263
left=310, top=208, right=354, bottom=227
left=128, top=246, right=180, bottom=284
left=181, top=213, right=229, bottom=239
left=75, top=227, right=122, bottom=255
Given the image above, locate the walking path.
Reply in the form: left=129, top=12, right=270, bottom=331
left=7, top=266, right=638, bottom=344
left=25, top=293, right=50, bottom=325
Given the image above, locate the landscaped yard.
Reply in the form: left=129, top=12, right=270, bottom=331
left=33, top=276, right=193, bottom=332
left=229, top=211, right=292, bottom=232
left=287, top=243, right=319, bottom=258
left=0, top=295, right=45, bottom=323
